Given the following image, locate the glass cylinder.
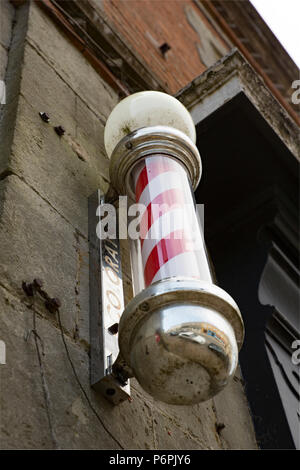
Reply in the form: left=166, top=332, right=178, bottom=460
left=128, top=154, right=213, bottom=295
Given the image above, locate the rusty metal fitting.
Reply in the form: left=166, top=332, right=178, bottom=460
left=39, top=112, right=50, bottom=123
left=54, top=125, right=65, bottom=136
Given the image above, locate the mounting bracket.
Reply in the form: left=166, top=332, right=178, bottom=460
left=88, top=190, right=131, bottom=404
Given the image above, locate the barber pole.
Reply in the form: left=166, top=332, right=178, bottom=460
left=133, top=155, right=211, bottom=287
left=102, top=91, right=244, bottom=405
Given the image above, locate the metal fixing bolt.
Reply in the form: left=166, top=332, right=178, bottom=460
left=22, top=281, right=34, bottom=297
left=45, top=297, right=61, bottom=314
left=54, top=125, right=65, bottom=137
left=39, top=112, right=50, bottom=123
left=22, top=279, right=61, bottom=314
left=140, top=302, right=149, bottom=312
left=33, top=278, right=44, bottom=289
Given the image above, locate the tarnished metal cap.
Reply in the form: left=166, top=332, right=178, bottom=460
left=118, top=278, right=244, bottom=405
left=109, top=126, right=202, bottom=197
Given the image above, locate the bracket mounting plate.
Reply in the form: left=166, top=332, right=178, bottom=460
left=88, top=190, right=130, bottom=405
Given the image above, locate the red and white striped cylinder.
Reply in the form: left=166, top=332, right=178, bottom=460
left=130, top=154, right=212, bottom=293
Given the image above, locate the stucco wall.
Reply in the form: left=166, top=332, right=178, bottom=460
left=0, top=1, right=257, bottom=450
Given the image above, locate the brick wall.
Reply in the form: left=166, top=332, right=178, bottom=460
left=100, top=0, right=229, bottom=94
left=0, top=1, right=257, bottom=449
left=97, top=0, right=298, bottom=122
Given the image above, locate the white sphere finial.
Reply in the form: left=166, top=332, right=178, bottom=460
left=104, top=91, right=196, bottom=158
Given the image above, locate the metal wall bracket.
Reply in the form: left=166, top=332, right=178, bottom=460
left=88, top=190, right=131, bottom=405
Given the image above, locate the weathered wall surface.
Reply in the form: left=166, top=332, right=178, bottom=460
left=0, top=0, right=15, bottom=93
left=100, top=0, right=229, bottom=94
left=0, top=1, right=257, bottom=449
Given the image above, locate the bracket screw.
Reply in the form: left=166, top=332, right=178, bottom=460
left=140, top=302, right=149, bottom=312
left=51, top=298, right=61, bottom=309
left=22, top=281, right=34, bottom=296
left=54, top=125, right=65, bottom=136
left=125, top=141, right=132, bottom=150
left=33, top=278, right=44, bottom=289
left=45, top=297, right=61, bottom=313
left=39, top=112, right=50, bottom=123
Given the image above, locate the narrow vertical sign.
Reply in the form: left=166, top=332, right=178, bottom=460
left=88, top=190, right=130, bottom=404
left=101, top=237, right=124, bottom=374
